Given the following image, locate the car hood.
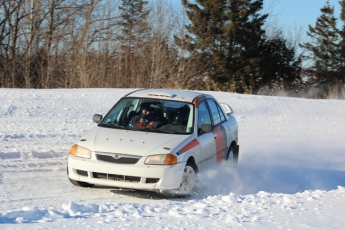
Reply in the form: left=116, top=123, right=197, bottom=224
left=77, top=126, right=190, bottom=156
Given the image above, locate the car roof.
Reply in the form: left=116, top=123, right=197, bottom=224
left=125, top=89, right=212, bottom=103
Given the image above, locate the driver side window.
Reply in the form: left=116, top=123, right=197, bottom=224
left=198, top=101, right=212, bottom=129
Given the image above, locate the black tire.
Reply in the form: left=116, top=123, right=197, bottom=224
left=179, top=163, right=197, bottom=194
left=226, top=144, right=238, bottom=166
left=67, top=167, right=94, bottom=187
left=68, top=178, right=94, bottom=187
left=166, top=162, right=197, bottom=196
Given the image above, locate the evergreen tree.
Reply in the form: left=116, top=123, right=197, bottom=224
left=225, top=0, right=268, bottom=93
left=338, top=0, right=345, bottom=91
left=119, top=0, right=150, bottom=51
left=176, top=0, right=268, bottom=93
left=300, top=1, right=340, bottom=97
left=258, top=32, right=302, bottom=95
left=175, top=0, right=229, bottom=87
left=118, top=0, right=150, bottom=87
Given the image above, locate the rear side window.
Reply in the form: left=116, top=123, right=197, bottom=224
left=207, top=99, right=226, bottom=125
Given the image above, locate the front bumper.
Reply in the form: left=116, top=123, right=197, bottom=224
left=67, top=154, right=185, bottom=191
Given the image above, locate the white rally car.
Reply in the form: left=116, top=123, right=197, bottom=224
left=67, top=89, right=239, bottom=195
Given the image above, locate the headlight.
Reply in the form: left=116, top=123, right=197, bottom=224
left=70, top=144, right=91, bottom=159
left=145, top=154, right=177, bottom=165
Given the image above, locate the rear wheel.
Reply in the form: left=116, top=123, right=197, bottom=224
left=226, top=145, right=238, bottom=167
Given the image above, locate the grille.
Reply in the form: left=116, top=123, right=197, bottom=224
left=93, top=172, right=140, bottom=182
left=76, top=169, right=88, bottom=177
left=96, top=154, right=141, bottom=164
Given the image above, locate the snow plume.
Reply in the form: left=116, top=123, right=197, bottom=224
left=194, top=163, right=240, bottom=197
left=195, top=129, right=345, bottom=196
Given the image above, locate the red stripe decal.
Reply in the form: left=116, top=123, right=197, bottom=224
left=216, top=150, right=225, bottom=163
left=181, top=139, right=200, bottom=153
left=121, top=89, right=143, bottom=98
left=193, top=96, right=206, bottom=108
left=213, top=126, right=225, bottom=163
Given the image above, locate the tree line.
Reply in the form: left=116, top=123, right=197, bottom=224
left=0, top=0, right=344, bottom=99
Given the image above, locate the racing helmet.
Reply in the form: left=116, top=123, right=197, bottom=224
left=175, top=105, right=190, bottom=125
left=140, top=102, right=156, bottom=120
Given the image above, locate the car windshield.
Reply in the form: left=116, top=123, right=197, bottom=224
left=99, top=97, right=194, bottom=134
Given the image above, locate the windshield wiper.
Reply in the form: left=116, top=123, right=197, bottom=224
left=149, top=129, right=176, bottom=134
left=129, top=127, right=175, bottom=134
left=99, top=123, right=126, bottom=129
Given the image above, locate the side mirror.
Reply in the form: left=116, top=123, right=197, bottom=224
left=93, top=114, right=103, bottom=123
left=220, top=103, right=234, bottom=116
left=198, top=124, right=213, bottom=135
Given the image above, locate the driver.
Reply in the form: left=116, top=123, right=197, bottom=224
left=129, top=102, right=166, bottom=129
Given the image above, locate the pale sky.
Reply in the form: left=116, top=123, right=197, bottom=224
left=263, top=0, right=342, bottom=29
left=174, top=0, right=343, bottom=29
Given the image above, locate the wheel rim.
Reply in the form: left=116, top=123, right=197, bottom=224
left=178, top=165, right=196, bottom=194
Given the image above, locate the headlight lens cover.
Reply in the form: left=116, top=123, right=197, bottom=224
left=70, top=144, right=91, bottom=158
left=145, top=154, right=177, bottom=165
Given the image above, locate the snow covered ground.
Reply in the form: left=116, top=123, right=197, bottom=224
left=1, top=88, right=345, bottom=229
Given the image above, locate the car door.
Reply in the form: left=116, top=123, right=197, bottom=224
left=206, top=99, right=228, bottom=164
left=196, top=100, right=216, bottom=167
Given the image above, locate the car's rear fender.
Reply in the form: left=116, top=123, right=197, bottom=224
left=225, top=116, right=238, bottom=145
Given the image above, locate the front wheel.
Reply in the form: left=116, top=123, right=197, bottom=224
left=67, top=167, right=94, bottom=187
left=68, top=178, right=94, bottom=187
left=166, top=163, right=196, bottom=196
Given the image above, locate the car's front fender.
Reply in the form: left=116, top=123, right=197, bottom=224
left=175, top=138, right=201, bottom=165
